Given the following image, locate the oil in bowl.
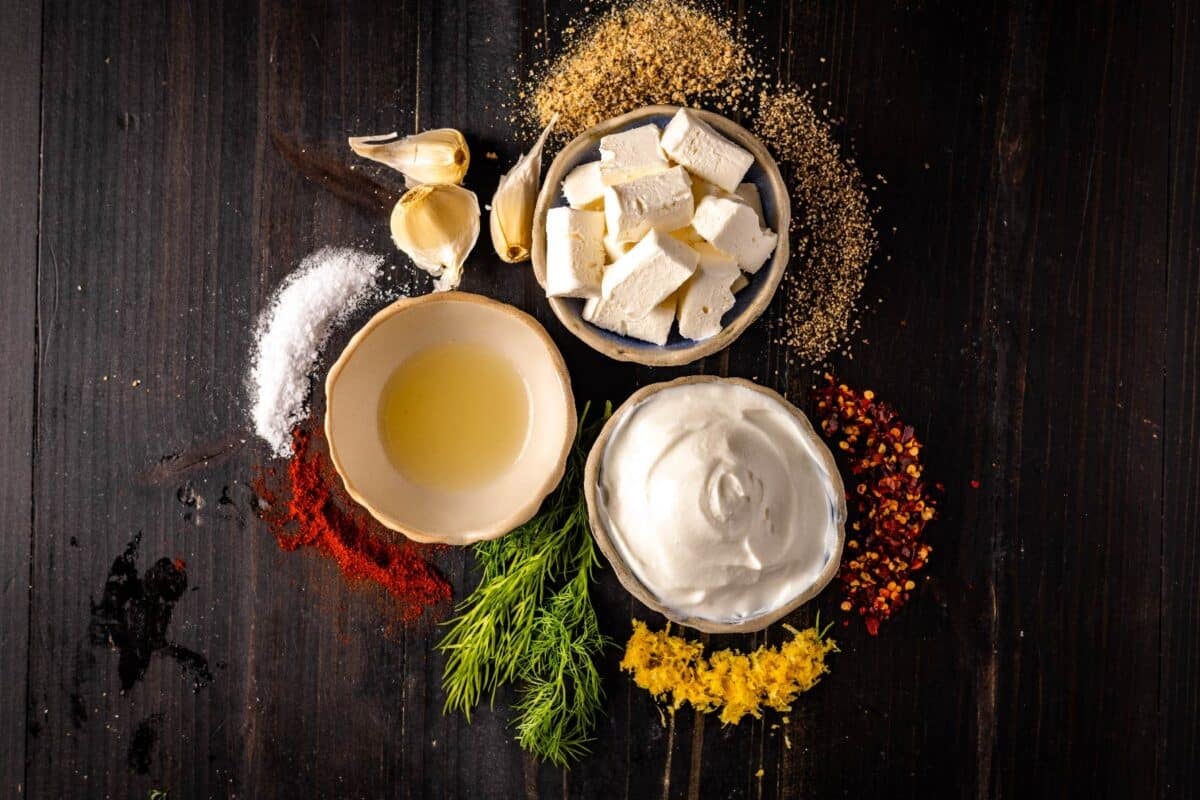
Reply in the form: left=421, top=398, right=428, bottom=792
left=325, top=292, right=576, bottom=545
left=378, top=341, right=531, bottom=492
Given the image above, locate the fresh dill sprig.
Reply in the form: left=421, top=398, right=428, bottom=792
left=438, top=402, right=612, bottom=767
left=513, top=527, right=607, bottom=765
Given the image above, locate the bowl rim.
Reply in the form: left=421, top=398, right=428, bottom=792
left=583, top=375, right=846, bottom=634
left=324, top=291, right=578, bottom=546
left=532, top=104, right=791, bottom=368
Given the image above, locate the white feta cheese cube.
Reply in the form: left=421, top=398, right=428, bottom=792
left=545, top=207, right=606, bottom=298
left=669, top=225, right=706, bottom=245
left=691, top=195, right=778, bottom=274
left=601, top=228, right=698, bottom=318
left=693, top=242, right=740, bottom=277
left=598, top=124, right=669, bottom=186
left=660, top=108, right=754, bottom=192
left=694, top=177, right=763, bottom=224
left=676, top=244, right=739, bottom=341
left=690, top=175, right=726, bottom=207
left=561, top=161, right=605, bottom=209
left=734, top=182, right=765, bottom=226
left=730, top=272, right=750, bottom=293
left=603, top=165, right=694, bottom=243
left=583, top=294, right=676, bottom=346
left=603, top=230, right=633, bottom=263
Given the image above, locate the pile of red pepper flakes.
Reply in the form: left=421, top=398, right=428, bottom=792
left=814, top=375, right=937, bottom=635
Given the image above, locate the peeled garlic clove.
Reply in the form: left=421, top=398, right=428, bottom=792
left=349, top=128, right=470, bottom=186
left=390, top=183, right=480, bottom=291
left=488, top=115, right=557, bottom=263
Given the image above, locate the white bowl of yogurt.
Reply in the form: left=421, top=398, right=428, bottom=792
left=584, top=376, right=845, bottom=633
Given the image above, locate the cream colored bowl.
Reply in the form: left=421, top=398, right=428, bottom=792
left=584, top=376, right=845, bottom=634
left=325, top=292, right=576, bottom=545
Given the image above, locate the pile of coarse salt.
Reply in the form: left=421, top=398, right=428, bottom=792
left=250, top=247, right=386, bottom=457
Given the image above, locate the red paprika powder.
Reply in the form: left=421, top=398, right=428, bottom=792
left=253, top=422, right=451, bottom=622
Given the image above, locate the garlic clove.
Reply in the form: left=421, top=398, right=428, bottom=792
left=488, top=115, right=557, bottom=263
left=389, top=183, right=480, bottom=291
left=349, top=128, right=470, bottom=186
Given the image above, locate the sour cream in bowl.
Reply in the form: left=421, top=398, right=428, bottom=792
left=584, top=376, right=845, bottom=633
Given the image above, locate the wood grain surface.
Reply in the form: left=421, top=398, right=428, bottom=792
left=0, top=0, right=41, bottom=795
left=2, top=0, right=1197, bottom=797
left=1165, top=0, right=1200, bottom=793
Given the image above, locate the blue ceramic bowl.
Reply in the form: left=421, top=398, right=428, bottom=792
left=532, top=105, right=791, bottom=367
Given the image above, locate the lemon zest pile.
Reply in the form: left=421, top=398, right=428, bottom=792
left=619, top=620, right=837, bottom=725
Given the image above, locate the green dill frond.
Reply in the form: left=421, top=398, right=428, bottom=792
left=438, top=402, right=612, bottom=764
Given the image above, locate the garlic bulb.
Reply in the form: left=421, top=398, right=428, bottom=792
left=349, top=129, right=470, bottom=187
left=390, top=184, right=480, bottom=291
left=488, top=115, right=557, bottom=263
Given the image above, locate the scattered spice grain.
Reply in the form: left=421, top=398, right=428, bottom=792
left=620, top=620, right=836, bottom=725
left=814, top=376, right=936, bottom=635
left=253, top=421, right=451, bottom=623
left=518, top=5, right=876, bottom=366
left=756, top=89, right=877, bottom=365
left=522, top=0, right=761, bottom=136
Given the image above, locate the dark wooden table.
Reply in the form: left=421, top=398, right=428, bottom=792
left=2, top=1, right=1198, bottom=797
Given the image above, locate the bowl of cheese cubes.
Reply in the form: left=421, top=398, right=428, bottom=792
left=532, top=105, right=790, bottom=367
